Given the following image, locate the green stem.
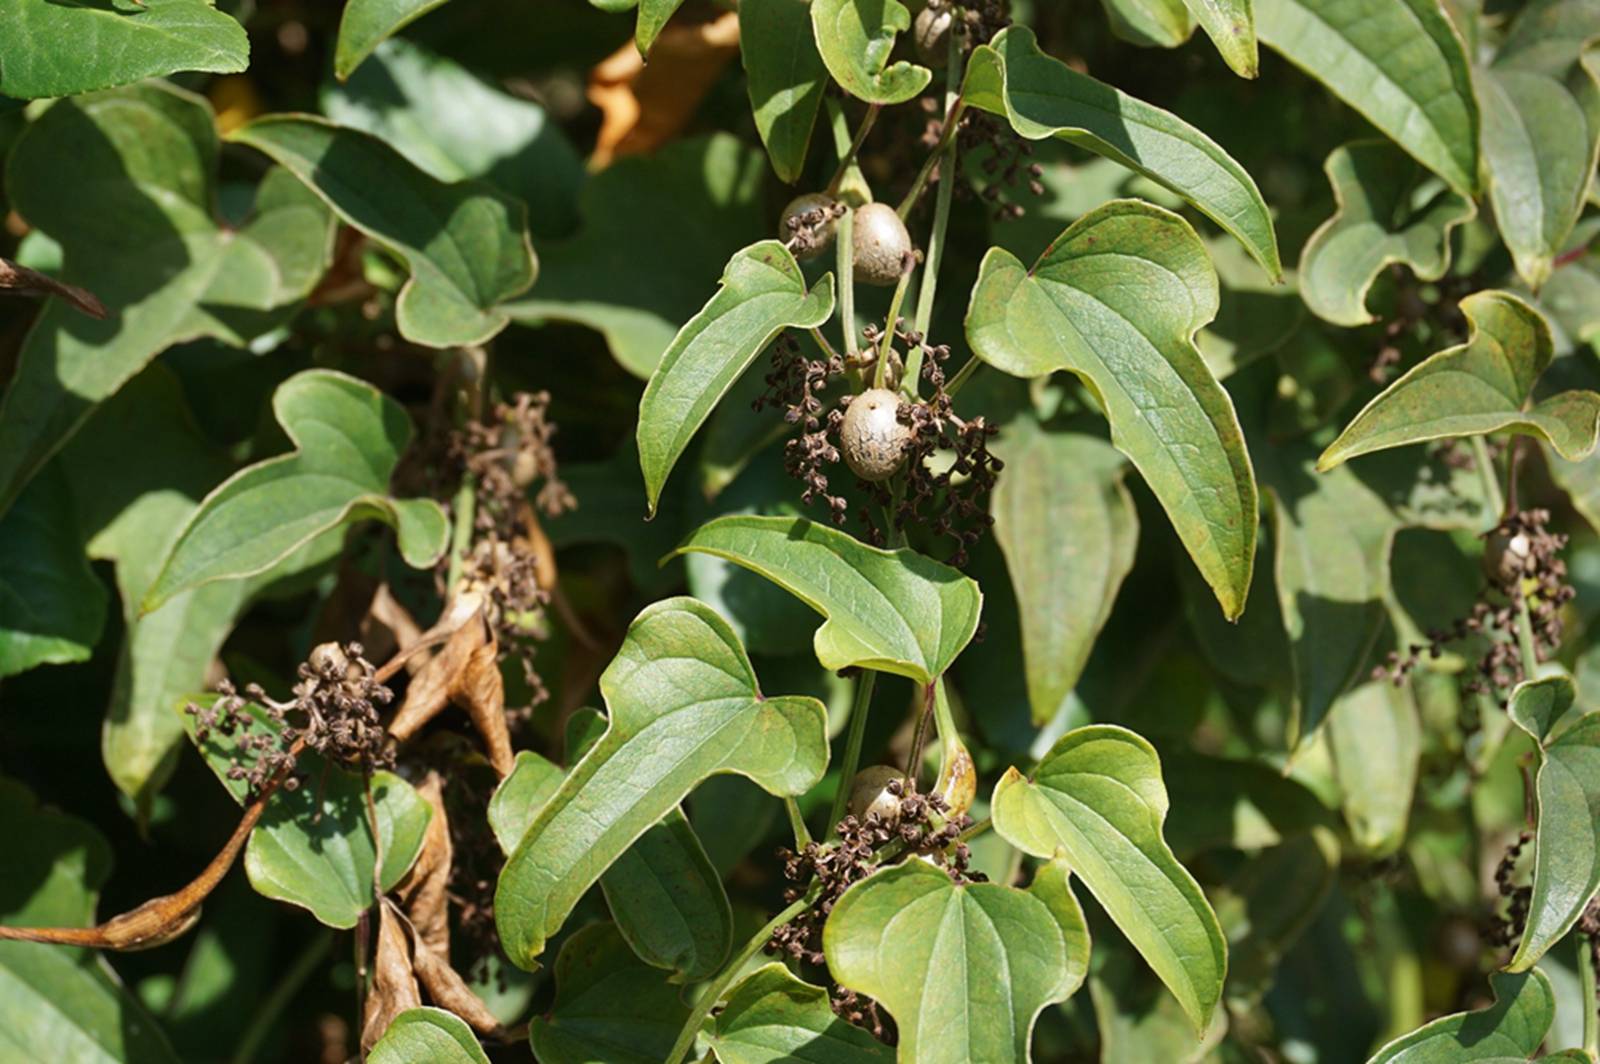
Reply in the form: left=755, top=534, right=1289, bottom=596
left=1514, top=594, right=1542, bottom=680
left=905, top=28, right=965, bottom=395
left=826, top=103, right=880, bottom=199
left=784, top=797, right=813, bottom=849
left=897, top=99, right=968, bottom=219
left=1471, top=436, right=1505, bottom=519
left=825, top=671, right=879, bottom=839
left=875, top=265, right=914, bottom=389
left=1471, top=437, right=1539, bottom=679
left=943, top=354, right=982, bottom=399
left=232, top=932, right=333, bottom=1064
left=837, top=208, right=858, bottom=365
left=445, top=473, right=476, bottom=592
left=808, top=326, right=843, bottom=364
left=663, top=882, right=823, bottom=1064
left=932, top=678, right=959, bottom=751
left=1581, top=939, right=1599, bottom=1057
left=956, top=815, right=992, bottom=845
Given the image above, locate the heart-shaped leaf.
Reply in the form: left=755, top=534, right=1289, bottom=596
left=1480, top=44, right=1600, bottom=289
left=1366, top=969, right=1560, bottom=1062
left=1299, top=140, right=1475, bottom=327
left=0, top=467, right=106, bottom=679
left=963, top=26, right=1280, bottom=278
left=529, top=922, right=690, bottom=1063
left=0, top=0, right=247, bottom=99
left=711, top=963, right=895, bottom=1063
left=740, top=0, right=830, bottom=182
left=991, top=725, right=1227, bottom=1033
left=335, top=0, right=455, bottom=80
left=811, top=0, right=932, bottom=105
left=0, top=84, right=336, bottom=515
left=992, top=423, right=1138, bottom=724
left=490, top=749, right=734, bottom=983
left=229, top=115, right=537, bottom=348
left=672, top=515, right=982, bottom=684
left=966, top=200, right=1258, bottom=620
left=1318, top=291, right=1600, bottom=470
left=1256, top=0, right=1480, bottom=195
left=495, top=597, right=827, bottom=968
left=369, top=1008, right=489, bottom=1064
left=1505, top=676, right=1600, bottom=972
left=822, top=858, right=1089, bottom=1063
left=638, top=242, right=835, bottom=515
left=1326, top=680, right=1421, bottom=857
left=143, top=370, right=448, bottom=612
left=1180, top=0, right=1258, bottom=78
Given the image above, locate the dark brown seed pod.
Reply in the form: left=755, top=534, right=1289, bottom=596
left=851, top=203, right=913, bottom=286
left=914, top=5, right=952, bottom=66
left=779, top=192, right=840, bottom=261
left=846, top=765, right=905, bottom=825
left=840, top=388, right=912, bottom=482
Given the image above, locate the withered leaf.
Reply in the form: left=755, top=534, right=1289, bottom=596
left=397, top=771, right=452, bottom=957
left=411, top=937, right=505, bottom=1036
left=389, top=609, right=514, bottom=776
left=361, top=900, right=421, bottom=1052
left=0, top=255, right=108, bottom=319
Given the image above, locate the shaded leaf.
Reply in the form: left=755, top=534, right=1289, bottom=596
left=963, top=26, right=1280, bottom=278
left=1366, top=969, right=1557, bottom=1062
left=144, top=370, right=448, bottom=612
left=711, top=963, right=895, bottom=1063
left=1098, top=0, right=1195, bottom=51
left=369, top=1008, right=490, bottom=1064
left=0, top=0, right=247, bottom=99
left=1326, top=680, right=1421, bottom=856
left=638, top=242, right=835, bottom=514
left=1299, top=140, right=1475, bottom=327
left=991, top=423, right=1137, bottom=724
left=1213, top=829, right=1341, bottom=996
left=966, top=200, right=1258, bottom=619
left=672, top=515, right=983, bottom=684
left=811, top=0, right=931, bottom=104
left=229, top=114, right=537, bottom=347
left=0, top=84, right=336, bottom=514
left=991, top=725, right=1226, bottom=1033
left=740, top=0, right=830, bottom=182
left=0, top=467, right=106, bottom=679
left=1089, top=940, right=1228, bottom=1063
left=335, top=0, right=454, bottom=80
left=529, top=923, right=689, bottom=1063
left=1256, top=0, right=1480, bottom=195
left=1319, top=291, right=1600, bottom=469
left=495, top=598, right=827, bottom=967
left=637, top=0, right=688, bottom=55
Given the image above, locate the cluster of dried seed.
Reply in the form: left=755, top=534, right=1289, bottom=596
left=755, top=333, right=852, bottom=523
left=1374, top=509, right=1573, bottom=706
left=767, top=780, right=980, bottom=1039
left=783, top=197, right=847, bottom=260
left=186, top=642, right=395, bottom=795
left=1487, top=830, right=1533, bottom=952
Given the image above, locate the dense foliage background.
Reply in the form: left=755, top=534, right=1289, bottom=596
left=2, top=0, right=1600, bottom=1060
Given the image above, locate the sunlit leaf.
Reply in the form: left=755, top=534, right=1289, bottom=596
left=740, top=0, right=830, bottom=182
left=967, top=200, right=1258, bottom=619
left=711, top=963, right=895, bottom=1063
left=369, top=1008, right=489, bottom=1064
left=963, top=26, right=1280, bottom=278
left=811, top=0, right=931, bottom=104
left=495, top=598, right=827, bottom=968
left=991, top=725, right=1226, bottom=1033
left=1366, top=969, right=1560, bottom=1062
left=1181, top=0, right=1258, bottom=77
left=334, top=0, right=454, bottom=80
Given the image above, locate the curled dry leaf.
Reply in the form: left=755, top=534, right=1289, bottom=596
left=361, top=900, right=422, bottom=1053
left=410, top=937, right=506, bottom=1037
left=388, top=608, right=514, bottom=776
left=365, top=582, right=428, bottom=674
left=397, top=771, right=452, bottom=957
left=588, top=11, right=740, bottom=168
left=0, top=254, right=108, bottom=318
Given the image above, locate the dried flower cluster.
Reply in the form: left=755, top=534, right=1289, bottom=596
left=783, top=198, right=847, bottom=259
left=1488, top=829, right=1532, bottom=952
left=768, top=779, right=981, bottom=1039
left=756, top=332, right=852, bottom=522
left=1374, top=509, right=1573, bottom=706
left=186, top=642, right=395, bottom=796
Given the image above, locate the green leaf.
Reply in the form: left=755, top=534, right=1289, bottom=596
left=0, top=467, right=106, bottom=679
left=321, top=37, right=585, bottom=238
left=529, top=923, right=690, bottom=1064
left=1326, top=680, right=1421, bottom=857
left=0, top=778, right=181, bottom=1064
left=505, top=135, right=767, bottom=377
left=1097, top=0, right=1195, bottom=51
left=488, top=751, right=567, bottom=855
left=966, top=200, right=1259, bottom=619
left=1299, top=140, right=1476, bottom=327
left=1089, top=941, right=1228, bottom=1063
left=991, top=424, right=1137, bottom=724
left=822, top=858, right=1089, bottom=1063
left=672, top=515, right=983, bottom=684
left=1366, top=969, right=1557, bottom=1062
left=143, top=370, right=448, bottom=612
left=1180, top=0, right=1259, bottom=78
left=334, top=0, right=454, bottom=80
left=636, top=0, right=687, bottom=54
left=1318, top=291, right=1600, bottom=470
left=495, top=598, right=827, bottom=968
left=0, top=0, right=247, bottom=99
left=1256, top=0, right=1480, bottom=195
left=1213, top=830, right=1341, bottom=997
left=638, top=242, right=834, bottom=515
left=711, top=964, right=895, bottom=1063
left=0, top=84, right=336, bottom=515
left=962, top=26, right=1281, bottom=278
left=991, top=725, right=1227, bottom=1033
left=740, top=0, right=830, bottom=182
left=229, top=114, right=537, bottom=347
left=370, top=1008, right=489, bottom=1064
left=1496, top=0, right=1600, bottom=76
left=810, top=0, right=931, bottom=105
left=1162, top=754, right=1335, bottom=855
left=1479, top=45, right=1600, bottom=289
left=1506, top=677, right=1600, bottom=971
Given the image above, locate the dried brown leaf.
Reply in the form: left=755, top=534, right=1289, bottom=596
left=397, top=771, right=452, bottom=957
left=411, top=940, right=504, bottom=1036
left=0, top=255, right=108, bottom=319
left=388, top=610, right=513, bottom=776
left=360, top=901, right=420, bottom=1052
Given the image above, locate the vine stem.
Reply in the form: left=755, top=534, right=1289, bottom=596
left=837, top=208, right=858, bottom=366
left=905, top=26, right=965, bottom=395
left=1471, top=436, right=1505, bottom=518
left=897, top=99, right=968, bottom=219
left=826, top=103, right=879, bottom=199
left=875, top=265, right=914, bottom=389
left=663, top=881, right=823, bottom=1064
left=1581, top=939, right=1599, bottom=1056
left=445, top=473, right=476, bottom=592
left=783, top=797, right=813, bottom=849
left=825, top=671, right=878, bottom=839
left=1472, top=437, right=1541, bottom=680
left=943, top=354, right=983, bottom=399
